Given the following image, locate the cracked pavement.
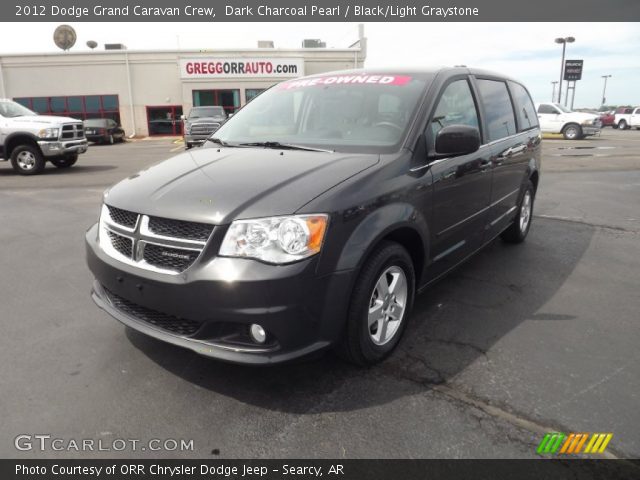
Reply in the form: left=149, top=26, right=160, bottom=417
left=1, top=129, right=638, bottom=459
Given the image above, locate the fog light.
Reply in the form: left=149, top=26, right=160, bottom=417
left=249, top=324, right=267, bottom=344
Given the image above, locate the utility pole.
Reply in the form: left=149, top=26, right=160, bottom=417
left=551, top=81, right=558, bottom=102
left=601, top=75, right=612, bottom=107
left=555, top=36, right=575, bottom=103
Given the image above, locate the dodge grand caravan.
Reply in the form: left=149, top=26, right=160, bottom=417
left=86, top=68, right=541, bottom=366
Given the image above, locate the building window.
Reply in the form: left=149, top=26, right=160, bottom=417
left=13, top=95, right=120, bottom=123
left=192, top=89, right=240, bottom=114
left=246, top=89, right=266, bottom=103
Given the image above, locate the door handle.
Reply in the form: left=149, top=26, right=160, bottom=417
left=479, top=159, right=491, bottom=171
left=442, top=169, right=456, bottom=180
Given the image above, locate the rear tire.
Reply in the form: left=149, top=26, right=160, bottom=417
left=618, top=120, right=628, bottom=130
left=562, top=123, right=582, bottom=140
left=339, top=241, right=415, bottom=366
left=501, top=180, right=535, bottom=244
left=10, top=145, right=45, bottom=175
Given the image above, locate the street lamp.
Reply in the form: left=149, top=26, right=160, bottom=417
left=601, top=75, right=612, bottom=107
left=551, top=81, right=558, bottom=102
left=555, top=36, right=575, bottom=104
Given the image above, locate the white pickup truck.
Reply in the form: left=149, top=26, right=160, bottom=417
left=535, top=102, right=602, bottom=140
left=613, top=106, right=640, bottom=130
left=0, top=98, right=88, bottom=175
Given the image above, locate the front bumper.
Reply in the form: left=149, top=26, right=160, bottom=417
left=38, top=139, right=88, bottom=157
left=582, top=125, right=601, bottom=136
left=85, top=224, right=353, bottom=365
left=183, top=134, right=209, bottom=146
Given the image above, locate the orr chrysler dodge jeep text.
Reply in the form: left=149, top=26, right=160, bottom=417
left=86, top=68, right=541, bottom=366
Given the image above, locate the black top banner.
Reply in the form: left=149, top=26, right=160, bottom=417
left=5, top=0, right=640, bottom=22
left=4, top=459, right=640, bottom=480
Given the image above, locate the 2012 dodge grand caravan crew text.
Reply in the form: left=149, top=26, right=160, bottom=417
left=86, top=68, right=541, bottom=366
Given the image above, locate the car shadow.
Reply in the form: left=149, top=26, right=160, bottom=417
left=0, top=165, right=118, bottom=177
left=126, top=217, right=594, bottom=414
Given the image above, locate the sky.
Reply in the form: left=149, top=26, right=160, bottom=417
left=0, top=22, right=638, bottom=108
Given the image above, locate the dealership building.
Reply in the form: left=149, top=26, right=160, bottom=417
left=0, top=34, right=366, bottom=137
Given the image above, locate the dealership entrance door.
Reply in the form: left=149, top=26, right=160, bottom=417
left=146, top=105, right=183, bottom=136
left=192, top=90, right=240, bottom=115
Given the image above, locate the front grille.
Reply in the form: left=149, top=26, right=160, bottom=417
left=61, top=123, right=85, bottom=140
left=143, top=243, right=200, bottom=272
left=104, top=287, right=202, bottom=336
left=101, top=205, right=213, bottom=274
left=107, top=231, right=133, bottom=258
left=190, top=123, right=220, bottom=135
left=107, top=205, right=138, bottom=229
left=148, top=216, right=213, bottom=242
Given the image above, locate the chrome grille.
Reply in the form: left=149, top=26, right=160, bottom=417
left=61, top=123, right=85, bottom=140
left=148, top=216, right=213, bottom=242
left=107, top=206, right=138, bottom=229
left=99, top=204, right=213, bottom=275
left=143, top=243, right=201, bottom=272
left=104, top=287, right=202, bottom=336
left=190, top=122, right=220, bottom=135
left=106, top=231, right=133, bottom=258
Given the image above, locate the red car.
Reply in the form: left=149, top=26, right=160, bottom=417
left=599, top=111, right=616, bottom=127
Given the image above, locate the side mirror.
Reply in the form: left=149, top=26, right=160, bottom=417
left=435, top=125, right=481, bottom=157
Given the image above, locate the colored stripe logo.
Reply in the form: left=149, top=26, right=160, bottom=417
left=537, top=433, right=613, bottom=454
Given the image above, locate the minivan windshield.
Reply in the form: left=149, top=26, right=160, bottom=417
left=213, top=73, right=429, bottom=153
left=0, top=100, right=36, bottom=118
left=189, top=107, right=226, bottom=118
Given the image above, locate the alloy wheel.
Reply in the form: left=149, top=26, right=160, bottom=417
left=368, top=266, right=408, bottom=345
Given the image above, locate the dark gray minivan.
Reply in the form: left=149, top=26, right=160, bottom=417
left=86, top=67, right=541, bottom=366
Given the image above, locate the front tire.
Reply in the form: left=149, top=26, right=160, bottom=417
left=501, top=180, right=535, bottom=244
left=50, top=155, right=78, bottom=168
left=618, top=120, right=628, bottom=130
left=10, top=145, right=45, bottom=175
left=340, top=242, right=415, bottom=366
left=562, top=123, right=582, bottom=140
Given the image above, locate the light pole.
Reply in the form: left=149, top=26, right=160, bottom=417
left=601, top=75, right=612, bottom=107
left=555, top=36, right=575, bottom=104
left=551, top=81, right=558, bottom=102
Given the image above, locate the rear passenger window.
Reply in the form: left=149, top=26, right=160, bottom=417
left=509, top=82, right=539, bottom=131
left=430, top=79, right=479, bottom=139
left=477, top=79, right=516, bottom=142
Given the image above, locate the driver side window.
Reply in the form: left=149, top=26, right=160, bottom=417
left=430, top=80, right=479, bottom=140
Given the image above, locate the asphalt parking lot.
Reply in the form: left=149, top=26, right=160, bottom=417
left=1, top=129, right=638, bottom=459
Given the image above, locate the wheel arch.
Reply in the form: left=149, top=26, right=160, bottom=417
left=334, top=202, right=430, bottom=285
left=4, top=133, right=41, bottom=158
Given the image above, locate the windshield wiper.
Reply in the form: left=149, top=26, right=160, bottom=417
left=238, top=141, right=334, bottom=153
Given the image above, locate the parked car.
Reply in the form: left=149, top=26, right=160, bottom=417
left=535, top=102, right=601, bottom=139
left=598, top=110, right=616, bottom=128
left=84, top=118, right=125, bottom=144
left=182, top=106, right=228, bottom=149
left=86, top=67, right=541, bottom=366
left=0, top=98, right=87, bottom=175
left=614, top=106, right=640, bottom=130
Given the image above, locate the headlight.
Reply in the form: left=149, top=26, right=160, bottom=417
left=38, top=128, right=59, bottom=139
left=219, top=214, right=329, bottom=264
left=581, top=119, right=596, bottom=126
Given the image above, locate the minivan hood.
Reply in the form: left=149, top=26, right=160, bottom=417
left=105, top=147, right=379, bottom=224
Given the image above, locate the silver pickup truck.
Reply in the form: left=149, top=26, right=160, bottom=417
left=0, top=98, right=88, bottom=175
